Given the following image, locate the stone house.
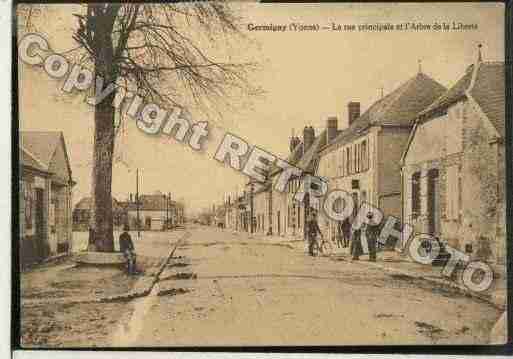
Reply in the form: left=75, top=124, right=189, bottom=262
left=124, top=191, right=184, bottom=230
left=248, top=126, right=326, bottom=238
left=401, top=58, right=505, bottom=264
left=252, top=183, right=271, bottom=235
left=19, top=131, right=75, bottom=267
left=72, top=197, right=125, bottom=231
left=316, top=70, right=446, bottom=241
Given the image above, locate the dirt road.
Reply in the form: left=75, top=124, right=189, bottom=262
left=121, top=225, right=501, bottom=346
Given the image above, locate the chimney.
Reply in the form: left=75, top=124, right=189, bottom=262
left=326, top=116, right=338, bottom=143
left=348, top=102, right=360, bottom=126
left=303, top=126, right=315, bottom=153
left=290, top=136, right=300, bottom=153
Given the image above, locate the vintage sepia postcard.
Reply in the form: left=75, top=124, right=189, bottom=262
left=13, top=1, right=510, bottom=352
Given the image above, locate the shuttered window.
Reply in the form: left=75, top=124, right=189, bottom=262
left=411, top=172, right=421, bottom=219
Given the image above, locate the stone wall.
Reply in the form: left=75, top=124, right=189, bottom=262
left=403, top=99, right=505, bottom=263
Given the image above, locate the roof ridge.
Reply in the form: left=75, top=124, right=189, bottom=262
left=371, top=73, right=419, bottom=123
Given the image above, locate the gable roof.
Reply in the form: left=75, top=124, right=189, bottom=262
left=20, top=146, right=47, bottom=173
left=296, top=130, right=326, bottom=172
left=267, top=129, right=326, bottom=180
left=419, top=65, right=474, bottom=118
left=326, top=72, right=446, bottom=151
left=20, top=131, right=73, bottom=182
left=402, top=61, right=505, bottom=163
left=470, top=62, right=505, bottom=137
left=418, top=61, right=504, bottom=137
left=20, top=131, right=62, bottom=170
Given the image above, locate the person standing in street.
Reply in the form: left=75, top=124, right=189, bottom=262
left=365, top=212, right=381, bottom=262
left=306, top=212, right=323, bottom=256
left=119, top=224, right=137, bottom=275
left=351, top=223, right=363, bottom=260
left=341, top=216, right=352, bottom=248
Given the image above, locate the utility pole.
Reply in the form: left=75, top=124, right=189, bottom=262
left=165, top=192, right=169, bottom=230
left=136, top=168, right=140, bottom=239
left=249, top=182, right=254, bottom=234
left=168, top=192, right=172, bottom=228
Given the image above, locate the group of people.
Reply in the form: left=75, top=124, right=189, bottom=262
left=306, top=211, right=380, bottom=261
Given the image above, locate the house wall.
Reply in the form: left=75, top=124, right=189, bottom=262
left=48, top=139, right=71, bottom=183
left=377, top=126, right=412, bottom=219
left=127, top=209, right=165, bottom=230
left=495, top=142, right=506, bottom=264
left=269, top=179, right=287, bottom=236
left=253, top=190, right=268, bottom=234
left=317, top=129, right=378, bottom=240
left=461, top=98, right=504, bottom=263
left=282, top=177, right=304, bottom=239
left=403, top=100, right=505, bottom=263
left=19, top=171, right=53, bottom=267
left=403, top=103, right=465, bottom=243
left=51, top=184, right=72, bottom=253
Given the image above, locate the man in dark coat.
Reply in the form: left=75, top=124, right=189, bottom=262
left=365, top=213, right=381, bottom=262
left=119, top=224, right=137, bottom=274
left=306, top=212, right=323, bottom=256
left=351, top=225, right=363, bottom=260
left=341, top=217, right=352, bottom=248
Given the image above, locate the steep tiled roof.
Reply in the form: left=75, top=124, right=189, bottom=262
left=470, top=62, right=505, bottom=137
left=419, top=65, right=474, bottom=117
left=372, top=72, right=447, bottom=126
left=327, top=72, right=446, bottom=150
left=20, top=131, right=62, bottom=170
left=20, top=147, right=47, bottom=173
left=268, top=130, right=326, bottom=178
left=296, top=130, right=326, bottom=172
left=419, top=62, right=505, bottom=138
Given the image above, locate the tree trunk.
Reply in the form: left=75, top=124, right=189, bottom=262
left=88, top=6, right=118, bottom=252
left=89, top=98, right=116, bottom=252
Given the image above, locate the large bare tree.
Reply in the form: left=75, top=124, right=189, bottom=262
left=19, top=4, right=258, bottom=252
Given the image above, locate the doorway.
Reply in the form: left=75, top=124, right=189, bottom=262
left=277, top=211, right=281, bottom=235
left=427, top=169, right=441, bottom=237
left=34, top=188, right=46, bottom=260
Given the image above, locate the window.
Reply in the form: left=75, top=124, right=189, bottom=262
left=361, top=190, right=367, bottom=205
left=411, top=172, right=421, bottom=219
left=347, top=147, right=352, bottom=175
left=297, top=205, right=301, bottom=228
left=23, top=181, right=33, bottom=230
left=353, top=145, right=357, bottom=174
left=352, top=192, right=359, bottom=216
left=342, top=148, right=346, bottom=177
left=338, top=150, right=343, bottom=177
left=354, top=143, right=360, bottom=173
left=361, top=140, right=367, bottom=171
left=347, top=147, right=350, bottom=175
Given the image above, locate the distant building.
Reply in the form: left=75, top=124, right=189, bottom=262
left=123, top=191, right=184, bottom=230
left=19, top=131, right=75, bottom=267
left=402, top=58, right=505, bottom=264
left=72, top=197, right=125, bottom=231
left=236, top=125, right=326, bottom=238
left=317, top=70, right=446, bottom=242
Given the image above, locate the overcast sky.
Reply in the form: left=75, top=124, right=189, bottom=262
left=18, top=3, right=504, bottom=215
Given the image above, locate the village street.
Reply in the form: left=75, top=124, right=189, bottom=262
left=111, top=225, right=500, bottom=347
